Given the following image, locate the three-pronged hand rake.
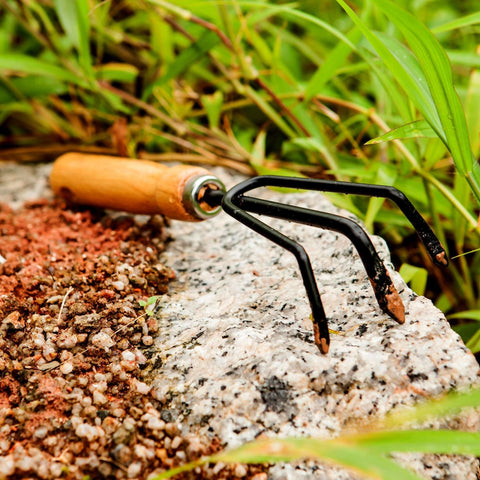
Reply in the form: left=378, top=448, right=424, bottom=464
left=50, top=153, right=448, bottom=354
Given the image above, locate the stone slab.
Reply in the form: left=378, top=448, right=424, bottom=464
left=150, top=169, right=480, bottom=479
left=1, top=162, right=478, bottom=478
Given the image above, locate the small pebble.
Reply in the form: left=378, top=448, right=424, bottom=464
left=42, top=343, right=57, bottom=361
left=134, top=380, right=151, bottom=395
left=251, top=474, right=268, bottom=480
left=38, top=361, right=60, bottom=371
left=122, top=350, right=136, bottom=362
left=165, top=423, right=180, bottom=437
left=112, top=280, right=125, bottom=291
left=75, top=423, right=99, bottom=441
left=127, top=462, right=142, bottom=478
left=60, top=362, right=73, bottom=375
left=93, top=391, right=108, bottom=405
left=170, top=436, right=183, bottom=449
left=90, top=330, right=115, bottom=350
left=146, top=416, right=165, bottom=431
left=33, top=426, right=48, bottom=439
left=234, top=464, right=248, bottom=477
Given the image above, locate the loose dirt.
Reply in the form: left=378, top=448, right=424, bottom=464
left=0, top=200, right=265, bottom=479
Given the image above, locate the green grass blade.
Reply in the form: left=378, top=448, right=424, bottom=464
left=236, top=2, right=412, bottom=121
left=384, top=387, right=480, bottom=428
left=218, top=439, right=424, bottom=480
left=53, top=0, right=93, bottom=78
left=446, top=50, right=480, bottom=69
left=374, top=32, right=436, bottom=121
left=152, top=437, right=424, bottom=480
left=151, top=30, right=220, bottom=87
left=95, top=63, right=139, bottom=83
left=334, top=0, right=442, bottom=137
left=152, top=387, right=480, bottom=480
left=466, top=331, right=480, bottom=354
left=366, top=120, right=436, bottom=144
left=201, top=90, right=223, bottom=129
left=432, top=11, right=480, bottom=34
left=373, top=0, right=478, bottom=199
left=399, top=263, right=427, bottom=296
left=304, top=26, right=362, bottom=100
left=0, top=54, right=88, bottom=87
left=0, top=102, right=34, bottom=124
left=351, top=430, right=480, bottom=455
left=449, top=310, right=480, bottom=322
left=0, top=76, right=68, bottom=103
left=466, top=65, right=480, bottom=157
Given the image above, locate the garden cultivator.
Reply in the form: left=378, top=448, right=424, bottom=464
left=50, top=153, right=448, bottom=354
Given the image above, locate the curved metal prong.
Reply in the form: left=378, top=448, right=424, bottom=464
left=237, top=196, right=405, bottom=324
left=224, top=176, right=448, bottom=267
left=221, top=193, right=330, bottom=354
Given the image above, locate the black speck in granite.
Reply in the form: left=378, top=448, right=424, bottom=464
left=356, top=323, right=368, bottom=336
left=160, top=409, right=178, bottom=423
left=407, top=370, right=428, bottom=382
left=200, top=415, right=213, bottom=426
left=258, top=376, right=297, bottom=415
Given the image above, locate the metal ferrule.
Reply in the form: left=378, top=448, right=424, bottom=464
left=183, top=174, right=226, bottom=220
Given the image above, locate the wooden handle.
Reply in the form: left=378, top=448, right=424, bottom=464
left=50, top=153, right=223, bottom=221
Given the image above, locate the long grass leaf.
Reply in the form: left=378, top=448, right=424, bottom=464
left=95, top=63, right=139, bottom=83
left=399, top=263, right=427, bottom=295
left=304, top=27, right=362, bottom=100
left=373, top=0, right=479, bottom=201
left=0, top=54, right=87, bottom=87
left=364, top=164, right=396, bottom=231
left=366, top=120, right=437, bottom=144
left=152, top=438, right=424, bottom=480
left=237, top=2, right=413, bottom=121
left=53, top=0, right=93, bottom=78
left=466, top=62, right=480, bottom=157
left=449, top=310, right=480, bottom=322
left=154, top=30, right=219, bottom=87
left=383, top=387, right=480, bottom=428
left=466, top=329, right=480, bottom=354
left=446, top=50, right=480, bottom=69
left=334, top=0, right=442, bottom=137
left=432, top=11, right=480, bottom=34
left=0, top=76, right=68, bottom=103
left=351, top=430, right=480, bottom=455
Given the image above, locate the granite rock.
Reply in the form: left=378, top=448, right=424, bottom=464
left=1, top=162, right=479, bottom=478
left=150, top=169, right=480, bottom=478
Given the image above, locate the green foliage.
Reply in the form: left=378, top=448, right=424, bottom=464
left=152, top=387, right=480, bottom=480
left=2, top=1, right=480, bottom=477
left=0, top=0, right=479, bottom=349
left=399, top=263, right=428, bottom=296
left=138, top=295, right=160, bottom=316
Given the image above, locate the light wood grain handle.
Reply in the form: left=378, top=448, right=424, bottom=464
left=50, top=153, right=225, bottom=221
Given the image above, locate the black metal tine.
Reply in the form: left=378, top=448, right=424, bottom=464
left=223, top=176, right=448, bottom=267
left=236, top=195, right=405, bottom=325
left=203, top=175, right=447, bottom=354
left=219, top=192, right=331, bottom=354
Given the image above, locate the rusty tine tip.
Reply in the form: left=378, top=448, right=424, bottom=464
left=385, top=290, right=406, bottom=324
left=319, top=337, right=329, bottom=354
left=313, top=323, right=329, bottom=354
left=436, top=251, right=449, bottom=267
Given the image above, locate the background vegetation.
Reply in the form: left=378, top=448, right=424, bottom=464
left=2, top=1, right=480, bottom=343
left=1, top=1, right=480, bottom=476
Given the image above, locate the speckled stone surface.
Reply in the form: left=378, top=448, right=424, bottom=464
left=2, top=162, right=479, bottom=479
left=150, top=169, right=480, bottom=479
